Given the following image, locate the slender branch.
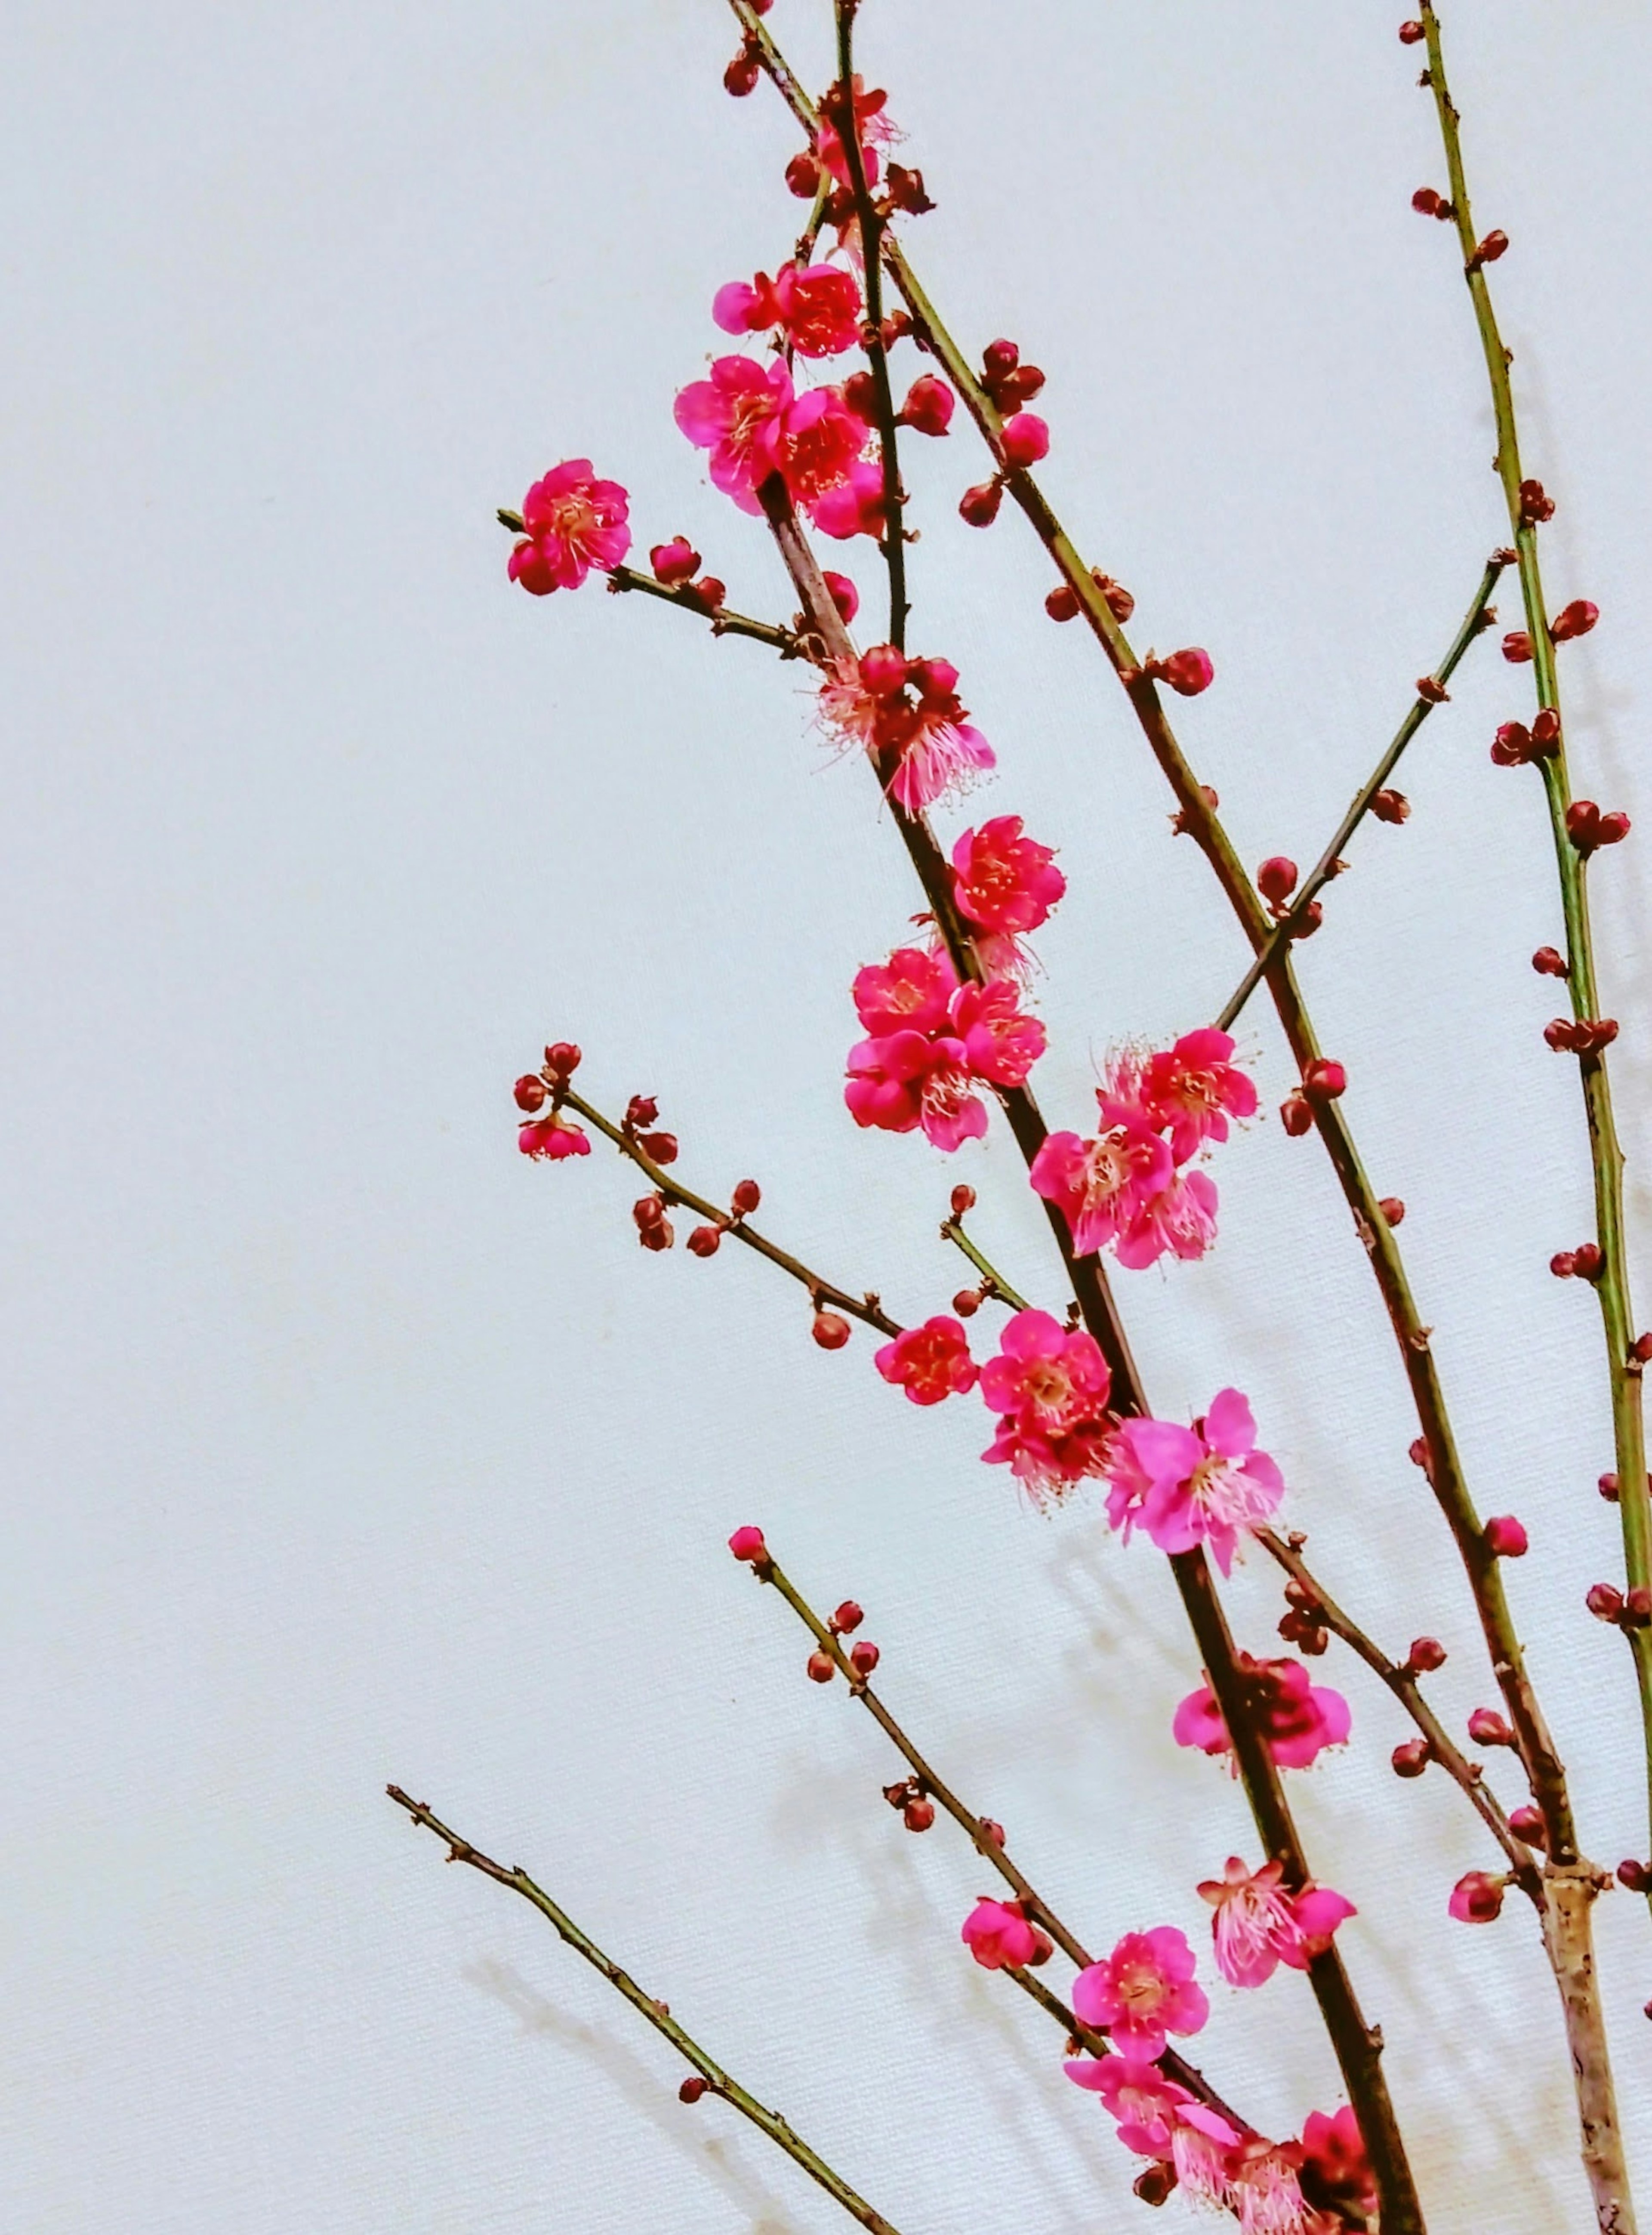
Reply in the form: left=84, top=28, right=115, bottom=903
left=608, top=566, right=808, bottom=656
left=749, top=1547, right=1245, bottom=2133
left=939, top=1215, right=1031, bottom=1312
left=754, top=471, right=1422, bottom=2235
left=1256, top=1529, right=1535, bottom=1884
left=1217, top=555, right=1508, bottom=1031
left=386, top=1787, right=903, bottom=2235
left=553, top=1082, right=901, bottom=1337
left=830, top=3, right=908, bottom=649
left=1418, top=0, right=1652, bottom=1892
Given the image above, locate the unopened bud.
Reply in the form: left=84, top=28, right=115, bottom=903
left=1412, top=186, right=1445, bottom=216
left=650, top=538, right=700, bottom=587
left=806, top=1650, right=835, bottom=1684
left=638, top=1219, right=674, bottom=1252
left=1550, top=1252, right=1578, bottom=1279
left=1502, top=631, right=1533, bottom=664
left=1572, top=1242, right=1604, bottom=1281
left=1519, top=479, right=1556, bottom=525
left=1532, top=946, right=1569, bottom=978
left=959, top=478, right=1005, bottom=527
left=728, top=1524, right=766, bottom=1562
left=1256, top=855, right=1299, bottom=906
left=1406, top=1636, right=1447, bottom=1674
left=1631, top=1333, right=1652, bottom=1365
left=1508, top=1805, right=1546, bottom=1848
left=1467, top=1707, right=1515, bottom=1747
left=1416, top=676, right=1450, bottom=704
left=545, top=1041, right=582, bottom=1079
left=687, top=1224, right=722, bottom=1257
left=679, top=2075, right=708, bottom=2103
left=633, top=1193, right=666, bottom=1230
left=849, top=1639, right=880, bottom=1675
left=1471, top=229, right=1509, bottom=267
left=1449, top=1870, right=1505, bottom=1924
left=785, top=149, right=823, bottom=197
left=899, top=375, right=955, bottom=437
left=982, top=339, right=1020, bottom=379
left=978, top=1817, right=1007, bottom=1847
left=1484, top=1514, right=1529, bottom=1558
left=952, top=1288, right=982, bottom=1317
left=1045, top=583, right=1081, bottom=623
left=1027, top=1929, right=1054, bottom=1966
left=903, top=1797, right=936, bottom=1832
left=950, top=1184, right=977, bottom=1217
left=1372, top=789, right=1411, bottom=824
left=1280, top=1094, right=1313, bottom=1138
left=1600, top=1473, right=1621, bottom=1502
left=1409, top=1437, right=1430, bottom=1469
left=822, top=570, right=859, bottom=625
left=1135, top=2163, right=1179, bottom=2209
left=1587, top=1582, right=1625, bottom=1622
left=730, top=1178, right=761, bottom=1217
left=832, top=1600, right=863, bottom=1634
left=723, top=42, right=761, bottom=96
left=639, top=1130, right=678, bottom=1165
left=1617, top=1859, right=1652, bottom=1893
left=1304, top=1058, right=1347, bottom=1102
left=999, top=413, right=1050, bottom=469
left=1398, top=18, right=1424, bottom=41
left=1626, top=1587, right=1652, bottom=1630
left=1153, top=647, right=1215, bottom=697
left=1380, top=1196, right=1406, bottom=1226
left=1392, top=1738, right=1431, bottom=1778
left=812, top=1309, right=851, bottom=1350
left=514, top=1074, right=548, bottom=1112
left=625, top=1093, right=660, bottom=1129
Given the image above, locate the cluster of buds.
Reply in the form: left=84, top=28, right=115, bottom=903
left=721, top=25, right=763, bottom=96
left=1280, top=1060, right=1348, bottom=1139
left=881, top=1776, right=936, bottom=1833
left=1566, top=800, right=1631, bottom=858
left=1490, top=708, right=1561, bottom=765
left=685, top=1176, right=762, bottom=1260
left=1277, top=1576, right=1328, bottom=1655
left=1551, top=1242, right=1604, bottom=1282
left=1585, top=1581, right=1652, bottom=1631
left=1532, top=946, right=1569, bottom=979
left=979, top=338, right=1045, bottom=415
left=516, top=1042, right=590, bottom=1159
left=825, top=1596, right=881, bottom=1678
left=647, top=536, right=725, bottom=616
left=1411, top=185, right=1456, bottom=222
left=1503, top=599, right=1598, bottom=663
left=1519, top=478, right=1556, bottom=526
left=1544, top=1015, right=1619, bottom=1056
left=1045, top=570, right=1135, bottom=625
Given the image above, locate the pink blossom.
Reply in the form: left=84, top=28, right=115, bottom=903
left=1138, top=1028, right=1257, bottom=1163
left=845, top=1029, right=986, bottom=1152
left=1103, top=1388, right=1285, bottom=1573
left=1063, top=2056, right=1190, bottom=2156
left=1448, top=1870, right=1506, bottom=1924
left=852, top=945, right=959, bottom=1037
left=1028, top=1123, right=1174, bottom=1261
left=518, top=1114, right=591, bottom=1160
left=1298, top=2108, right=1376, bottom=2229
left=814, top=76, right=894, bottom=190
left=713, top=260, right=863, bottom=357
left=1070, top=1927, right=1208, bottom=2061
left=979, top=1308, right=1114, bottom=1501
left=809, top=459, right=887, bottom=541
left=1228, top=2142, right=1312, bottom=2235
left=960, top=1897, right=1037, bottom=1970
left=1171, top=2103, right=1246, bottom=2210
left=818, top=650, right=995, bottom=812
left=1197, top=1857, right=1355, bottom=1988
left=950, top=816, right=1066, bottom=976
left=1114, top=1164, right=1220, bottom=1270
left=875, top=1316, right=979, bottom=1405
left=1174, top=1655, right=1351, bottom=1772
left=950, top=978, right=1047, bottom=1088
left=674, top=355, right=794, bottom=513
left=508, top=461, right=631, bottom=593
left=773, top=385, right=874, bottom=516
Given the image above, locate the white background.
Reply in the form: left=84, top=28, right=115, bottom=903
left=4, top=3, right=1652, bottom=2230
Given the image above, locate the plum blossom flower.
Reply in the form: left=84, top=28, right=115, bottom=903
left=1171, top=2102, right=1247, bottom=2210
left=1028, top=1122, right=1174, bottom=1262
left=1071, top=1927, right=1208, bottom=2061
left=960, top=1897, right=1037, bottom=1970
left=844, top=949, right=1044, bottom=1152
left=979, top=1308, right=1114, bottom=1501
left=772, top=385, right=875, bottom=515
left=674, top=355, right=794, bottom=512
left=809, top=459, right=887, bottom=541
left=1174, top=1655, right=1351, bottom=1772
left=818, top=649, right=994, bottom=812
left=1102, top=1388, right=1285, bottom=1573
left=814, top=75, right=896, bottom=191
left=852, top=945, right=958, bottom=1036
left=1063, top=2056, right=1189, bottom=2155
left=1114, top=1164, right=1219, bottom=1269
left=1227, top=2140, right=1312, bottom=2235
left=713, top=260, right=863, bottom=357
left=875, top=1316, right=979, bottom=1405
left=1197, top=1857, right=1356, bottom=1988
left=507, top=461, right=631, bottom=593
left=518, top=1114, right=591, bottom=1160
left=1137, top=1028, right=1257, bottom=1163
left=845, top=1027, right=984, bottom=1151
left=950, top=978, right=1047, bottom=1088
left=951, top=816, right=1066, bottom=978
left=1298, top=2108, right=1376, bottom=2230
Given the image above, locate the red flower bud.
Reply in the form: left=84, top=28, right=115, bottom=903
left=1153, top=647, right=1215, bottom=697
left=1304, top=1058, right=1347, bottom=1103
left=903, top=1797, right=936, bottom=1832
left=1617, top=1859, right=1652, bottom=1894
left=687, top=1224, right=722, bottom=1257
left=688, top=576, right=726, bottom=614
left=1532, top=946, right=1569, bottom=977
left=1587, top=1582, right=1625, bottom=1622
left=1094, top=572, right=1135, bottom=623
left=1502, top=631, right=1533, bottom=664
left=1412, top=186, right=1445, bottom=216
left=1550, top=1252, right=1578, bottom=1279
left=639, top=1131, right=678, bottom=1165
left=1027, top=1928, right=1054, bottom=1966
left=1280, top=1094, right=1313, bottom=1137
left=1484, top=1514, right=1528, bottom=1558
left=806, top=1650, right=835, bottom=1683
left=1626, top=1587, right=1652, bottom=1629
left=832, top=1600, right=864, bottom=1633
left=981, top=339, right=1020, bottom=379
left=1532, top=707, right=1561, bottom=748
left=822, top=571, right=859, bottom=625
left=1467, top=1707, right=1514, bottom=1747
left=1416, top=675, right=1449, bottom=703
left=1372, top=788, right=1411, bottom=823
left=1600, top=1473, right=1621, bottom=1501
left=633, top=1193, right=666, bottom=1229
left=979, top=1817, right=1007, bottom=1847
left=1398, top=19, right=1424, bottom=40
left=650, top=537, right=700, bottom=587
left=884, top=163, right=935, bottom=217
left=899, top=375, right=955, bottom=436
left=1449, top=1870, right=1506, bottom=1924
left=1392, top=1738, right=1431, bottom=1778
left=638, top=1219, right=674, bottom=1252
left=1471, top=229, right=1509, bottom=267
left=723, top=43, right=761, bottom=96
left=626, top=1093, right=660, bottom=1128
left=727, top=1525, right=766, bottom=1562
left=952, top=1289, right=982, bottom=1317
left=950, top=1184, right=977, bottom=1217
left=849, top=1639, right=880, bottom=1675
left=785, top=149, right=823, bottom=198
left=1518, top=479, right=1556, bottom=525
left=1290, top=900, right=1324, bottom=940
left=1406, top=1636, right=1447, bottom=1673
left=731, top=1178, right=762, bottom=1216
left=1409, top=1437, right=1430, bottom=1469
left=909, top=656, right=959, bottom=703
left=1257, top=855, right=1299, bottom=906
left=999, top=413, right=1050, bottom=469
left=1572, top=1242, right=1604, bottom=1281
left=514, top=1074, right=548, bottom=1112
left=1045, top=584, right=1081, bottom=623
left=859, top=641, right=909, bottom=696
left=812, top=1310, right=851, bottom=1350
left=545, top=1041, right=582, bottom=1079
left=1379, top=1196, right=1406, bottom=1226
left=959, top=478, right=1005, bottom=527
left=841, top=369, right=878, bottom=420
left=1631, top=1333, right=1652, bottom=1365
left=1508, top=1804, right=1546, bottom=1848
left=679, top=2076, right=708, bottom=2103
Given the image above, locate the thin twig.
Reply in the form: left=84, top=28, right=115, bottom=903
left=1217, top=555, right=1508, bottom=1030
left=386, top=1787, right=903, bottom=2235
left=940, top=1215, right=1031, bottom=1313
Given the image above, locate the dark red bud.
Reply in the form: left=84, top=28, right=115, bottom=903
left=638, top=1219, right=674, bottom=1252
left=909, top=656, right=960, bottom=703
left=1472, top=229, right=1509, bottom=266
left=806, top=1651, right=836, bottom=1684
left=1154, top=647, right=1214, bottom=697
left=1600, top=1473, right=1621, bottom=1502
left=950, top=1184, right=977, bottom=1217
left=1291, top=900, right=1324, bottom=940
left=1550, top=1252, right=1578, bottom=1279
left=841, top=369, right=878, bottom=421
left=1416, top=675, right=1450, bottom=703
left=1508, top=1805, right=1547, bottom=1849
left=1484, top=1514, right=1529, bottom=1558
left=858, top=641, right=908, bottom=695
left=959, top=478, right=1005, bottom=527
left=822, top=571, right=859, bottom=625
left=1392, top=1738, right=1432, bottom=1778
left=1532, top=946, right=1569, bottom=977
left=1467, top=1707, right=1515, bottom=1747
left=1135, top=2163, right=1179, bottom=2209
left=1280, top=1094, right=1313, bottom=1138
left=979, top=1817, right=1007, bottom=1847
left=1094, top=571, right=1135, bottom=623
left=728, top=1524, right=766, bottom=1562
left=898, top=375, right=954, bottom=437
left=679, top=2076, right=708, bottom=2103
left=1587, top=1582, right=1626, bottom=1622
left=1412, top=186, right=1444, bottom=216
left=903, top=1797, right=936, bottom=1832
left=849, top=1639, right=880, bottom=1675
left=723, top=43, right=761, bottom=95
left=952, top=1288, right=982, bottom=1317
left=686, top=1224, right=722, bottom=1258
left=1532, top=708, right=1561, bottom=748
left=1372, top=789, right=1411, bottom=824
left=785, top=149, right=823, bottom=198
left=1502, top=631, right=1534, bottom=664
left=626, top=1093, right=660, bottom=1128
left=1617, top=1859, right=1652, bottom=1893
left=514, top=1074, right=548, bottom=1113
left=1406, top=1636, right=1447, bottom=1673
left=544, top=1041, right=582, bottom=1079
left=731, top=1178, right=762, bottom=1217
left=1304, top=1058, right=1347, bottom=1103
left=1626, top=1587, right=1652, bottom=1629
left=832, top=1599, right=864, bottom=1634
left=981, top=339, right=1020, bottom=378
left=1027, top=1929, right=1054, bottom=1967
left=639, top=1131, right=678, bottom=1165
left=1045, top=583, right=1081, bottom=623
left=1256, top=855, right=1299, bottom=905
left=1572, top=1242, right=1604, bottom=1281
left=1379, top=1196, right=1406, bottom=1226
left=812, top=1310, right=851, bottom=1350
left=633, top=1193, right=666, bottom=1229
left=1519, top=479, right=1556, bottom=525
left=1398, top=18, right=1425, bottom=41
left=1409, top=1437, right=1430, bottom=1469
left=1631, top=1334, right=1652, bottom=1365
left=688, top=576, right=726, bottom=614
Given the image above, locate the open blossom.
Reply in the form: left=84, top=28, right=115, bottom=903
left=960, top=1897, right=1037, bottom=1970
left=1103, top=1388, right=1285, bottom=1573
left=875, top=1317, right=978, bottom=1405
left=845, top=1027, right=984, bottom=1151
left=713, top=260, right=862, bottom=357
left=951, top=816, right=1065, bottom=977
left=674, top=355, right=793, bottom=512
left=845, top=949, right=1044, bottom=1151
left=1197, top=1857, right=1356, bottom=1989
left=950, top=978, right=1047, bottom=1088
left=1028, top=1122, right=1174, bottom=1261
left=518, top=1114, right=590, bottom=1161
left=819, top=649, right=995, bottom=812
left=852, top=945, right=958, bottom=1036
left=1115, top=1164, right=1219, bottom=1269
left=771, top=385, right=874, bottom=513
left=1298, top=2108, right=1376, bottom=2230
left=1064, top=2056, right=1188, bottom=2155
left=814, top=75, right=896, bottom=190
left=507, top=461, right=631, bottom=593
left=1070, top=1927, right=1208, bottom=2061
left=1174, top=1655, right=1351, bottom=1771
left=1137, top=1028, right=1257, bottom=1163
left=979, top=1308, right=1113, bottom=1500
left=1227, top=2140, right=1312, bottom=2235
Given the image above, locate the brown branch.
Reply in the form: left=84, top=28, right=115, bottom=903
left=386, top=1787, right=903, bottom=2234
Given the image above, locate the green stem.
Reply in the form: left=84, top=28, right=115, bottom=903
left=386, top=1787, right=902, bottom=2235
left=1217, top=556, right=1507, bottom=1031
left=939, top=1216, right=1031, bottom=1311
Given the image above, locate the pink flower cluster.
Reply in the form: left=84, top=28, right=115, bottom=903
left=1104, top=1387, right=1284, bottom=1574
left=844, top=946, right=1044, bottom=1151
left=508, top=461, right=632, bottom=595
left=950, top=815, right=1066, bottom=979
left=675, top=355, right=882, bottom=536
left=713, top=259, right=862, bottom=357
left=1175, top=1654, right=1351, bottom=1772
left=819, top=645, right=995, bottom=813
left=1030, top=1028, right=1255, bottom=1270
left=979, top=1307, right=1114, bottom=1501
left=1197, top=1856, right=1355, bottom=1988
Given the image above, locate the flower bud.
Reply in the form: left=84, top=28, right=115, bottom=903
left=1409, top=1437, right=1430, bottom=1469
left=950, top=1184, right=977, bottom=1217
left=514, top=1074, right=548, bottom=1112
left=730, top=1178, right=761, bottom=1217
left=1398, top=19, right=1424, bottom=40
left=633, top=1193, right=666, bottom=1229
left=1094, top=572, right=1135, bottom=623
left=1280, top=1093, right=1313, bottom=1137
left=909, top=657, right=960, bottom=703
left=959, top=478, right=1005, bottom=527
left=1484, top=1514, right=1529, bottom=1558
left=687, top=1224, right=722, bottom=1257
left=1502, top=631, right=1533, bottom=664
left=1134, top=2164, right=1179, bottom=2209
left=899, top=375, right=955, bottom=436
left=688, top=576, right=726, bottom=614
left=1587, top=1582, right=1625, bottom=1622
left=638, top=1219, right=674, bottom=1252
left=679, top=2076, right=708, bottom=2103
left=859, top=641, right=909, bottom=696
left=626, top=1093, right=660, bottom=1128
left=999, top=412, right=1050, bottom=469
left=1617, top=1859, right=1652, bottom=1893
left=1467, top=1707, right=1514, bottom=1747
left=1631, top=1333, right=1652, bottom=1365
left=1532, top=946, right=1569, bottom=977
left=650, top=537, right=700, bottom=586
left=1626, top=1587, right=1652, bottom=1630
left=1471, top=229, right=1509, bottom=266
left=1304, top=1058, right=1347, bottom=1103
left=903, top=1797, right=936, bottom=1832
left=1572, top=1242, right=1604, bottom=1281
left=979, top=1817, right=1007, bottom=1847
left=832, top=1600, right=864, bottom=1634
left=841, top=369, right=877, bottom=420
left=1519, top=479, right=1556, bottom=524
left=1256, top=855, right=1299, bottom=905
left=1392, top=1738, right=1431, bottom=1778
left=1550, top=1252, right=1578, bottom=1279
left=1154, top=647, right=1214, bottom=697
left=849, top=1639, right=880, bottom=1675
left=723, top=43, right=761, bottom=95
left=1027, top=1928, right=1054, bottom=1966
left=953, top=1288, right=982, bottom=1317
left=1449, top=1870, right=1505, bottom=1924
left=727, top=1525, right=765, bottom=1562
left=1416, top=675, right=1449, bottom=704
left=639, top=1130, right=678, bottom=1165
left=806, top=1650, right=835, bottom=1683
left=1045, top=583, right=1081, bottom=622
left=545, top=1041, right=582, bottom=1079
left=1372, top=788, right=1411, bottom=823
left=883, top=1780, right=915, bottom=1810
left=785, top=150, right=823, bottom=198
left=1552, top=598, right=1599, bottom=641
left=822, top=571, right=859, bottom=625
left=1600, top=1473, right=1621, bottom=1502
left=1508, top=1805, right=1547, bottom=1848
left=1406, top=1636, right=1447, bottom=1674
left=1380, top=1197, right=1405, bottom=1226
left=812, top=1309, right=852, bottom=1350
left=981, top=339, right=1020, bottom=379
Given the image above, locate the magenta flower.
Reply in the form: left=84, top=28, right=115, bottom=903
left=845, top=1029, right=985, bottom=1152
left=875, top=1316, right=979, bottom=1406
left=1448, top=1869, right=1506, bottom=1924
left=674, top=355, right=794, bottom=513
left=1103, top=1388, right=1285, bottom=1573
left=1071, top=1927, right=1209, bottom=2062
left=844, top=950, right=1044, bottom=1152
left=1137, top=1028, right=1257, bottom=1163
left=852, top=945, right=958, bottom=1038
left=1298, top=2108, right=1376, bottom=2229
left=1174, top=1655, right=1351, bottom=1772
left=1227, top=2140, right=1310, bottom=2235
left=714, top=260, right=863, bottom=358
left=1197, top=1856, right=1355, bottom=1988
left=809, top=458, right=888, bottom=541
left=979, top=1307, right=1114, bottom=1502
left=1115, top=1163, right=1220, bottom=1269
left=960, top=1897, right=1037, bottom=1970
left=773, top=386, right=874, bottom=517
left=951, top=815, right=1065, bottom=977
left=518, top=1114, right=591, bottom=1160
left=1063, top=2056, right=1190, bottom=2155
left=507, top=460, right=631, bottom=594
left=950, top=978, right=1047, bottom=1088
left=1028, top=1122, right=1174, bottom=1261
left=818, top=650, right=996, bottom=813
